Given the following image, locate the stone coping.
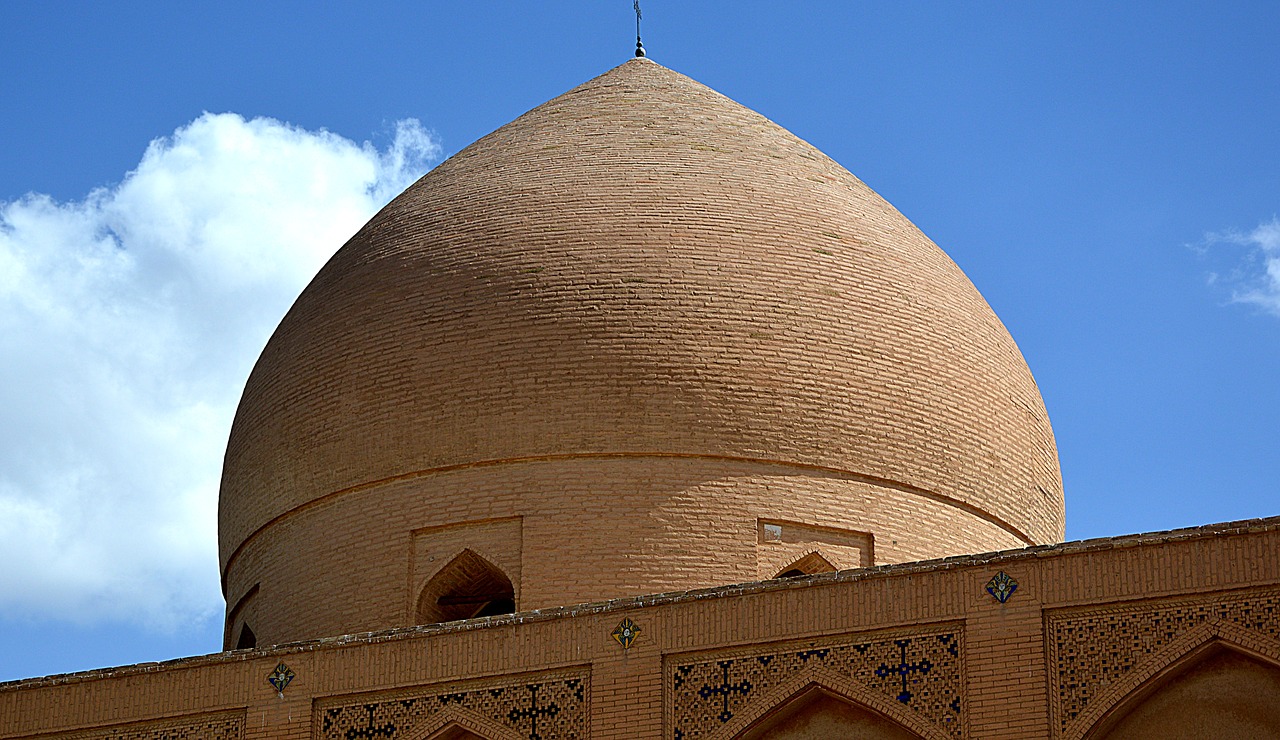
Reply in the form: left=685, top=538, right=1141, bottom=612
left=5, top=514, right=1278, bottom=691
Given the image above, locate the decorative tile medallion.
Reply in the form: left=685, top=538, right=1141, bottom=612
left=985, top=571, right=1018, bottom=603
left=1047, top=587, right=1280, bottom=733
left=37, top=709, right=245, bottom=740
left=316, top=667, right=589, bottom=740
left=612, top=617, right=641, bottom=649
left=668, top=624, right=963, bottom=738
left=267, top=662, right=295, bottom=694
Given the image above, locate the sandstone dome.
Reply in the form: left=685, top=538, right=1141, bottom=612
left=218, top=58, right=1063, bottom=647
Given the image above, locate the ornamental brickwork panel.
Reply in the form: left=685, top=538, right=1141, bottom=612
left=1047, top=587, right=1280, bottom=733
left=25, top=709, right=243, bottom=740
left=667, top=624, right=963, bottom=739
left=316, top=667, right=588, bottom=740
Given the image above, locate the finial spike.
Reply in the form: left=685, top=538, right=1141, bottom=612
left=634, top=1, right=645, bottom=57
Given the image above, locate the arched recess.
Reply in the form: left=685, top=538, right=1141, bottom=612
left=235, top=623, right=257, bottom=650
left=403, top=704, right=524, bottom=740
left=709, top=666, right=949, bottom=740
left=223, top=582, right=258, bottom=651
left=1072, top=619, right=1280, bottom=740
left=775, top=552, right=837, bottom=579
left=417, top=549, right=516, bottom=624
left=426, top=728, right=484, bottom=740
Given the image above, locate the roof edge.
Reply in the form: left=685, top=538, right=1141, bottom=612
left=9, top=513, right=1279, bottom=692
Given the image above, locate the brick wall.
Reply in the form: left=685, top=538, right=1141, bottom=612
left=223, top=457, right=1026, bottom=647
left=5, top=518, right=1278, bottom=739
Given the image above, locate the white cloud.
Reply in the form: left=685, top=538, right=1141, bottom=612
left=1203, top=217, right=1280, bottom=316
left=0, top=113, right=440, bottom=630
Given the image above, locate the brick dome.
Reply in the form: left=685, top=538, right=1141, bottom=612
left=218, top=59, right=1062, bottom=646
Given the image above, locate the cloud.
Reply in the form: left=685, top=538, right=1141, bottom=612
left=0, top=113, right=440, bottom=631
left=1202, top=217, right=1280, bottom=316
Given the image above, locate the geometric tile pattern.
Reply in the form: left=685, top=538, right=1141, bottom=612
left=612, top=617, right=641, bottom=649
left=985, top=571, right=1018, bottom=603
left=267, top=662, right=295, bottom=694
left=1047, top=587, right=1280, bottom=733
left=669, top=625, right=963, bottom=739
left=33, top=709, right=244, bottom=740
left=317, top=667, right=588, bottom=740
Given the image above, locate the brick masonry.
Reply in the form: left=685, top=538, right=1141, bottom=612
left=218, top=58, right=1062, bottom=647
left=4, top=518, right=1279, bottom=738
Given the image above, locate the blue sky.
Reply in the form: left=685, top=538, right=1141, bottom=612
left=2, top=2, right=1278, bottom=682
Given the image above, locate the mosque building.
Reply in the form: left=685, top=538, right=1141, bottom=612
left=3, top=55, right=1279, bottom=740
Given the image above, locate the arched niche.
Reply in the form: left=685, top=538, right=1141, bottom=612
left=223, top=582, right=258, bottom=651
left=1085, top=643, right=1280, bottom=739
left=417, top=549, right=516, bottom=624
left=775, top=552, right=837, bottom=579
left=235, top=623, right=256, bottom=650
left=403, top=705, right=525, bottom=740
left=424, top=727, right=486, bottom=740
left=733, top=685, right=923, bottom=740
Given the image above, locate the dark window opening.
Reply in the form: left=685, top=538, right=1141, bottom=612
left=235, top=623, right=257, bottom=650
left=418, top=549, right=516, bottom=624
left=472, top=596, right=516, bottom=618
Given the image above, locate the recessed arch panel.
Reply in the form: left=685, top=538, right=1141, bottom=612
left=774, top=551, right=838, bottom=579
left=706, top=667, right=950, bottom=740
left=416, top=549, right=516, bottom=624
left=402, top=704, right=526, bottom=740
left=425, top=727, right=486, bottom=740
left=734, top=685, right=923, bottom=740
left=1085, top=643, right=1280, bottom=739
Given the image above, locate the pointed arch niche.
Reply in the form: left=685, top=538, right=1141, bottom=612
left=416, top=549, right=516, bottom=624
left=708, top=668, right=948, bottom=740
left=733, top=685, right=923, bottom=740
left=402, top=704, right=525, bottom=740
left=425, top=728, right=485, bottom=740
left=774, top=552, right=838, bottom=579
left=223, top=583, right=259, bottom=651
left=1078, top=622, right=1280, bottom=740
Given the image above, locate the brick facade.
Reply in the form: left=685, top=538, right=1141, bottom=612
left=5, top=520, right=1279, bottom=738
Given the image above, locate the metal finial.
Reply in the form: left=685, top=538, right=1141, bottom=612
left=634, top=0, right=645, bottom=57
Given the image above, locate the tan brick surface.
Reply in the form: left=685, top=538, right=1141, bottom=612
left=218, top=58, right=1062, bottom=646
left=5, top=518, right=1280, bottom=739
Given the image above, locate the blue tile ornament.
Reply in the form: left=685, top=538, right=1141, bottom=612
left=986, top=571, right=1018, bottom=603
left=267, top=662, right=295, bottom=694
left=611, top=617, right=641, bottom=649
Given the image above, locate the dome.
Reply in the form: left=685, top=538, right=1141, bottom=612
left=218, top=59, right=1062, bottom=647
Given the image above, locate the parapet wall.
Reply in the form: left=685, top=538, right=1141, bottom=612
left=6, top=517, right=1279, bottom=739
